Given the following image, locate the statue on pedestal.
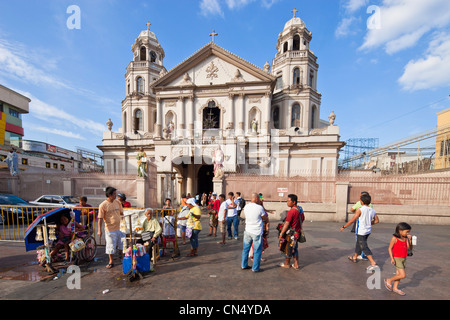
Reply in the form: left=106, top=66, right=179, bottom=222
left=328, top=111, right=336, bottom=126
left=213, top=146, right=224, bottom=179
left=136, top=147, right=148, bottom=177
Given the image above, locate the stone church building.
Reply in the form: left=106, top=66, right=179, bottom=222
left=99, top=12, right=345, bottom=206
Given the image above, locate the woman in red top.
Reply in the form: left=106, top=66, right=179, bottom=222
left=384, top=222, right=412, bottom=296
left=117, top=193, right=131, bottom=208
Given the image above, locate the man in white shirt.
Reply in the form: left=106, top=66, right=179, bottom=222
left=226, top=192, right=239, bottom=240
left=241, top=193, right=268, bottom=273
left=217, top=194, right=228, bottom=245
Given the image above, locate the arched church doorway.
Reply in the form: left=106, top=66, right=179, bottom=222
left=197, top=165, right=214, bottom=196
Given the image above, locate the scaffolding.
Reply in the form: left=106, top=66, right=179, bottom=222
left=339, top=138, right=379, bottom=169
left=340, top=123, right=450, bottom=172
left=76, top=146, right=104, bottom=172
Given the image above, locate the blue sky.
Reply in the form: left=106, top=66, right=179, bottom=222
left=0, top=0, right=449, bottom=155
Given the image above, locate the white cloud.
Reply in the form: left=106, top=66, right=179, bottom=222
left=200, top=0, right=279, bottom=16
left=345, top=0, right=369, bottom=14
left=398, top=32, right=450, bottom=91
left=359, top=0, right=450, bottom=54
left=32, top=126, right=86, bottom=140
left=355, top=0, right=450, bottom=91
left=17, top=90, right=105, bottom=137
left=335, top=17, right=358, bottom=38
left=335, top=0, right=368, bottom=38
left=0, top=37, right=116, bottom=107
left=200, top=0, right=224, bottom=17
left=0, top=38, right=71, bottom=89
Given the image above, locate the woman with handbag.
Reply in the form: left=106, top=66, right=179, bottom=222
left=278, top=194, right=304, bottom=270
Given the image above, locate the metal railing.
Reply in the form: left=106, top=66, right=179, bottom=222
left=0, top=206, right=99, bottom=242
left=0, top=206, right=180, bottom=244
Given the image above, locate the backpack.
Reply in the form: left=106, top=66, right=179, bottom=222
left=239, top=198, right=246, bottom=210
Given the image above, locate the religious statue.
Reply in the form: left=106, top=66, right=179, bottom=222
left=3, top=149, right=19, bottom=176
left=251, top=118, right=258, bottom=133
left=106, top=118, right=113, bottom=131
left=213, top=146, right=224, bottom=179
left=168, top=121, right=175, bottom=134
left=136, top=147, right=148, bottom=178
left=328, top=111, right=336, bottom=126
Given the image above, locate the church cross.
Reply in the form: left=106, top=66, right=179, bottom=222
left=209, top=29, right=218, bottom=43
left=146, top=21, right=151, bottom=31
left=291, top=8, right=298, bottom=18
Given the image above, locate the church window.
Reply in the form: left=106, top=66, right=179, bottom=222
left=203, top=100, right=220, bottom=130
left=311, top=105, right=317, bottom=129
left=283, top=42, right=288, bottom=53
left=309, top=71, right=314, bottom=88
left=150, top=51, right=157, bottom=63
left=136, top=77, right=144, bottom=94
left=276, top=76, right=283, bottom=90
left=134, top=109, right=143, bottom=131
left=140, top=47, right=147, bottom=61
left=293, top=35, right=300, bottom=51
left=273, top=106, right=280, bottom=129
left=291, top=104, right=301, bottom=128
left=293, top=68, right=301, bottom=85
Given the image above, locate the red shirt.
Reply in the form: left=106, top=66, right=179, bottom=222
left=212, top=200, right=220, bottom=216
left=285, top=206, right=304, bottom=233
left=122, top=201, right=131, bottom=208
left=392, top=237, right=407, bottom=258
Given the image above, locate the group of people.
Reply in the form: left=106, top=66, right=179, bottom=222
left=95, top=186, right=413, bottom=296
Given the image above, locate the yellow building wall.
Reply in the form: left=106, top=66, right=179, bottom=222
left=435, top=108, right=450, bottom=169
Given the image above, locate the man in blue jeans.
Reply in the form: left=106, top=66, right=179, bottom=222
left=226, top=192, right=239, bottom=240
left=241, top=193, right=268, bottom=272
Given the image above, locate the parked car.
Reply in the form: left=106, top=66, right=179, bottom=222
left=29, top=195, right=80, bottom=208
left=0, top=194, right=41, bottom=224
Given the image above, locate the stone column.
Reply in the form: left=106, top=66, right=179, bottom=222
left=335, top=181, right=350, bottom=222
left=228, top=93, right=235, bottom=131
left=264, top=92, right=272, bottom=134
left=213, top=177, right=224, bottom=195
left=186, top=164, right=195, bottom=195
left=187, top=96, right=194, bottom=138
left=136, top=177, right=148, bottom=208
left=238, top=93, right=245, bottom=135
left=178, top=96, right=185, bottom=138
left=155, top=98, right=162, bottom=138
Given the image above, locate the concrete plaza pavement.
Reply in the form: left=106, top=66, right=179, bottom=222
left=1, top=212, right=450, bottom=302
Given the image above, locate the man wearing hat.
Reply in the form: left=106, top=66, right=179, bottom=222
left=184, top=198, right=202, bottom=256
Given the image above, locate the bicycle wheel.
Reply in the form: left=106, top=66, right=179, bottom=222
left=82, top=236, right=97, bottom=262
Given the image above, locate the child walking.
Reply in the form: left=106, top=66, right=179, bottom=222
left=384, top=222, right=412, bottom=296
left=340, top=193, right=379, bottom=271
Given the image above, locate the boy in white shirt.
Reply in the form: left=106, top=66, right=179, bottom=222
left=340, top=193, right=379, bottom=271
left=217, top=194, right=228, bottom=245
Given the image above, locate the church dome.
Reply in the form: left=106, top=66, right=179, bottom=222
left=138, top=30, right=159, bottom=43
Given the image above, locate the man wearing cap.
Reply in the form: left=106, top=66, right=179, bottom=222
left=181, top=198, right=202, bottom=256
left=208, top=193, right=220, bottom=237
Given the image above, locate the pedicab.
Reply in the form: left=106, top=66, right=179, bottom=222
left=24, top=207, right=97, bottom=274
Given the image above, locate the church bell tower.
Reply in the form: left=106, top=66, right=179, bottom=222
left=122, top=22, right=166, bottom=135
left=271, top=9, right=321, bottom=132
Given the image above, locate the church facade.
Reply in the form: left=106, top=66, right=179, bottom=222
left=99, top=12, right=345, bottom=206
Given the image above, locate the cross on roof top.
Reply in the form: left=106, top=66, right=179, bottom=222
left=146, top=21, right=151, bottom=31
left=209, top=29, right=218, bottom=43
left=292, top=8, right=298, bottom=18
